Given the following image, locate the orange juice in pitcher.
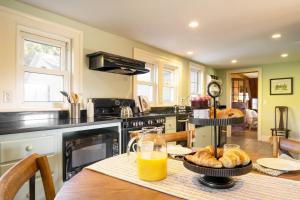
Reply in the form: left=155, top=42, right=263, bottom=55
left=128, top=127, right=167, bottom=181
left=137, top=151, right=167, bottom=181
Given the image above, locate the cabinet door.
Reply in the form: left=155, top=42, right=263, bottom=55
left=0, top=136, right=55, bottom=163
left=165, top=116, right=177, bottom=145
left=165, top=116, right=177, bottom=133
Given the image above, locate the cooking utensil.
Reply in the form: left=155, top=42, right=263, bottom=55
left=60, top=91, right=71, bottom=103
left=257, top=158, right=300, bottom=171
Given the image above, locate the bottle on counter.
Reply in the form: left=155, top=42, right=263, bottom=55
left=87, top=98, right=94, bottom=118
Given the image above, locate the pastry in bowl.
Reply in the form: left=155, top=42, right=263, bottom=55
left=219, top=149, right=250, bottom=168
left=185, top=147, right=222, bottom=168
left=185, top=146, right=223, bottom=168
left=216, top=108, right=244, bottom=119
left=185, top=146, right=250, bottom=169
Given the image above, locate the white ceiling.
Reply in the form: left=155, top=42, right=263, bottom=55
left=21, top=0, right=300, bottom=68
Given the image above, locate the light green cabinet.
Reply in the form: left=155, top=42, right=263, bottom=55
left=0, top=130, right=62, bottom=200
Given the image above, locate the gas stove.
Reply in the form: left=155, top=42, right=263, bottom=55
left=92, top=98, right=167, bottom=153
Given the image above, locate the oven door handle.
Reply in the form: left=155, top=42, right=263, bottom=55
left=177, top=119, right=189, bottom=122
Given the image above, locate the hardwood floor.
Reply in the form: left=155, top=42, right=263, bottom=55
left=227, top=136, right=274, bottom=161
left=232, top=129, right=258, bottom=140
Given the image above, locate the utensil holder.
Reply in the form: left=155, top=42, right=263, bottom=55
left=70, top=103, right=81, bottom=119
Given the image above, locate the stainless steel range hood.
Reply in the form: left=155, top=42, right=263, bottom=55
left=87, top=51, right=149, bottom=75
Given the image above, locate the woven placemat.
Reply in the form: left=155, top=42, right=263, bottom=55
left=86, top=154, right=300, bottom=200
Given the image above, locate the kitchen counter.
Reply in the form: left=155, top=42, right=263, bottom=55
left=0, top=110, right=189, bottom=135
left=0, top=117, right=122, bottom=135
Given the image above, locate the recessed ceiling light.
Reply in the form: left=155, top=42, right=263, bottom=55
left=272, top=33, right=281, bottom=39
left=187, top=51, right=194, bottom=55
left=281, top=53, right=288, bottom=58
left=188, top=21, right=199, bottom=28
left=231, top=59, right=237, bottom=63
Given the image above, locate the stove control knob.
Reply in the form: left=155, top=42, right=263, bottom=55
left=138, top=121, right=143, bottom=126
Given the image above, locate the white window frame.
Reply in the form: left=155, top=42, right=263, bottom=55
left=162, top=65, right=178, bottom=105
left=17, top=26, right=71, bottom=107
left=189, top=63, right=205, bottom=96
left=133, top=48, right=181, bottom=106
left=135, top=63, right=157, bottom=104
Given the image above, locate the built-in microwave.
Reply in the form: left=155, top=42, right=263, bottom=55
left=63, top=128, right=120, bottom=181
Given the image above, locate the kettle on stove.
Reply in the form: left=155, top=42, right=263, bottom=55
left=120, top=106, right=133, bottom=118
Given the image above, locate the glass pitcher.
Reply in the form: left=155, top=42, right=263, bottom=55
left=127, top=126, right=167, bottom=181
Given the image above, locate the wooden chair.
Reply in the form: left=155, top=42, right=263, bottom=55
left=129, top=130, right=195, bottom=148
left=0, top=153, right=55, bottom=200
left=273, top=137, right=300, bottom=158
left=271, top=106, right=290, bottom=138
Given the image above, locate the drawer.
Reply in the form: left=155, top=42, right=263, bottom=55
left=0, top=136, right=55, bottom=163
left=0, top=155, right=57, bottom=177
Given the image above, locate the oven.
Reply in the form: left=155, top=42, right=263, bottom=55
left=121, top=117, right=166, bottom=153
left=63, top=128, right=120, bottom=181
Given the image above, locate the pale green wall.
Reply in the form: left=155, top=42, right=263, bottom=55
left=261, top=62, right=300, bottom=140
left=0, top=0, right=215, bottom=101
left=216, top=61, right=300, bottom=140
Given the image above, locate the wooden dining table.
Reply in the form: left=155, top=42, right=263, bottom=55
left=55, top=154, right=300, bottom=200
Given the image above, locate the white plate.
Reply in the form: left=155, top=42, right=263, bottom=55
left=257, top=158, right=300, bottom=171
left=167, top=146, right=192, bottom=156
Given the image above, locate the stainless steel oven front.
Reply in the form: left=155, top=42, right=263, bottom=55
left=63, top=128, right=120, bottom=181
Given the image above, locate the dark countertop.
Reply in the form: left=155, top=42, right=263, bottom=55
left=0, top=117, right=122, bottom=135
left=0, top=110, right=190, bottom=135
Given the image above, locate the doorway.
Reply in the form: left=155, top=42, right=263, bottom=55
left=230, top=71, right=259, bottom=140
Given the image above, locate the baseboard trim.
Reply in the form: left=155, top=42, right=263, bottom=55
left=260, top=135, right=271, bottom=142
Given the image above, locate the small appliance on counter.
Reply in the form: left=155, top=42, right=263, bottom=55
left=191, top=95, right=211, bottom=119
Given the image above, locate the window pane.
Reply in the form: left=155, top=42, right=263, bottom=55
left=190, top=70, right=197, bottom=82
left=163, top=70, right=173, bottom=85
left=24, top=40, right=61, bottom=70
left=137, top=84, right=153, bottom=102
left=190, top=83, right=197, bottom=94
left=24, top=72, right=63, bottom=102
left=137, top=66, right=152, bottom=82
left=163, top=87, right=174, bottom=103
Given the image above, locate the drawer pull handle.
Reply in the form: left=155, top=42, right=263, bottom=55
left=25, top=146, right=33, bottom=151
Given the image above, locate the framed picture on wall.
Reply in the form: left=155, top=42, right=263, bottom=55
left=270, top=77, right=293, bottom=95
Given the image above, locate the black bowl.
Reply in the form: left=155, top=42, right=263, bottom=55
left=183, top=157, right=252, bottom=177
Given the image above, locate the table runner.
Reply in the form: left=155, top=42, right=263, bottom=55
left=86, top=154, right=300, bottom=200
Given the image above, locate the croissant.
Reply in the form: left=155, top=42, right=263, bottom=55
left=204, top=145, right=223, bottom=158
left=227, top=149, right=250, bottom=166
left=219, top=149, right=250, bottom=168
left=185, top=147, right=222, bottom=168
left=186, top=146, right=250, bottom=169
left=216, top=108, right=244, bottom=119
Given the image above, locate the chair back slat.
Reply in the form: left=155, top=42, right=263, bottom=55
left=36, top=156, right=56, bottom=200
left=0, top=154, right=55, bottom=200
left=129, top=130, right=195, bottom=148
